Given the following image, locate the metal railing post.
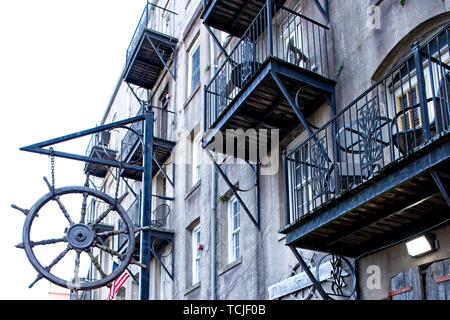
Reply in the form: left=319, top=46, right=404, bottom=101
left=139, top=105, right=154, bottom=300
left=266, top=0, right=274, bottom=56
left=282, top=150, right=291, bottom=226
left=412, top=41, right=431, bottom=141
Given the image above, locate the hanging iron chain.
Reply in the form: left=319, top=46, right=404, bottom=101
left=49, top=147, right=56, bottom=192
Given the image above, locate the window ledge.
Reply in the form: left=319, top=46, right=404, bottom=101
left=218, top=258, right=242, bottom=276
left=185, top=180, right=201, bottom=200
left=184, top=85, right=201, bottom=109
left=184, top=282, right=200, bottom=295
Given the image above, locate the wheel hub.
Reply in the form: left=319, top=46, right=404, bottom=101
left=67, top=224, right=95, bottom=250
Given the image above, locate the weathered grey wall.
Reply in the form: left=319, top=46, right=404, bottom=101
left=358, top=224, right=450, bottom=300
left=91, top=0, right=450, bottom=300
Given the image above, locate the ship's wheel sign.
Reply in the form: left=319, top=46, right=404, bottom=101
left=12, top=176, right=147, bottom=291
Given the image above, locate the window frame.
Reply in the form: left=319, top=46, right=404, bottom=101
left=191, top=131, right=202, bottom=186
left=192, top=225, right=201, bottom=285
left=188, top=37, right=201, bottom=95
left=293, top=147, right=313, bottom=218
left=228, top=197, right=241, bottom=264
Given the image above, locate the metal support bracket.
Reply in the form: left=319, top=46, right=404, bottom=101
left=149, top=238, right=174, bottom=280
left=152, top=154, right=174, bottom=188
left=271, top=71, right=315, bottom=137
left=146, top=34, right=176, bottom=81
left=313, top=0, right=330, bottom=24
left=205, top=25, right=230, bottom=60
left=430, top=170, right=450, bottom=209
left=289, top=246, right=330, bottom=300
left=20, top=115, right=145, bottom=173
left=205, top=150, right=260, bottom=230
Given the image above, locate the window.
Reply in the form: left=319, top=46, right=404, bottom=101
left=294, top=147, right=313, bottom=217
left=396, top=85, right=421, bottom=131
left=192, top=225, right=201, bottom=284
left=188, top=37, right=201, bottom=95
left=228, top=198, right=241, bottom=263
left=191, top=131, right=201, bottom=186
left=282, top=4, right=308, bottom=70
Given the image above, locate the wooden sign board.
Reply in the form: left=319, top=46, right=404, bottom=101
left=268, top=261, right=334, bottom=300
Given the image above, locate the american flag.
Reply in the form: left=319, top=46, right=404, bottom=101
left=107, top=262, right=130, bottom=300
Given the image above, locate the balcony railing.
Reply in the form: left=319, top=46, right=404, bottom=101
left=118, top=197, right=141, bottom=249
left=120, top=105, right=175, bottom=162
left=118, top=195, right=174, bottom=248
left=205, top=3, right=330, bottom=128
left=126, top=2, right=177, bottom=63
left=285, top=23, right=450, bottom=226
left=85, top=131, right=114, bottom=156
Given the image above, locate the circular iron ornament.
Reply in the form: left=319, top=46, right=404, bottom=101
left=22, top=186, right=135, bottom=291
left=315, top=254, right=356, bottom=300
left=151, top=238, right=173, bottom=258
left=223, top=158, right=257, bottom=193
left=289, top=261, right=315, bottom=300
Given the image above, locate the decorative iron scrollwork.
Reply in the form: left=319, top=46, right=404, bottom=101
left=289, top=253, right=316, bottom=300
left=358, top=100, right=383, bottom=178
left=241, top=37, right=255, bottom=84
left=315, top=254, right=356, bottom=300
left=310, top=138, right=331, bottom=200
left=218, top=71, right=228, bottom=112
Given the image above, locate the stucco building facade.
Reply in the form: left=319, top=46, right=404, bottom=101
left=85, top=0, right=450, bottom=300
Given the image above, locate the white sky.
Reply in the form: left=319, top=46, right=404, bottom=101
left=0, top=0, right=145, bottom=299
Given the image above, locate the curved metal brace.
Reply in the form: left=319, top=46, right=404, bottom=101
left=206, top=150, right=260, bottom=230
left=295, top=86, right=321, bottom=131
left=150, top=237, right=174, bottom=280
left=221, top=156, right=258, bottom=193
left=126, top=83, right=151, bottom=105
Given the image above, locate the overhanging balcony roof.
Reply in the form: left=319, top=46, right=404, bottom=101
left=202, top=0, right=277, bottom=37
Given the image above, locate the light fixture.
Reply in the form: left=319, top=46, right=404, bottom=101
left=405, top=234, right=438, bottom=258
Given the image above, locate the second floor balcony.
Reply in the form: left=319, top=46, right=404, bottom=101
left=118, top=195, right=175, bottom=252
left=84, top=131, right=118, bottom=178
left=282, top=23, right=450, bottom=257
left=120, top=105, right=176, bottom=181
left=203, top=2, right=335, bottom=155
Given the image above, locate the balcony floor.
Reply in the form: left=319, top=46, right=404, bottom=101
left=121, top=137, right=175, bottom=181
left=124, top=29, right=177, bottom=90
left=202, top=0, right=286, bottom=37
left=204, top=57, right=335, bottom=157
left=282, top=135, right=450, bottom=258
left=84, top=146, right=117, bottom=178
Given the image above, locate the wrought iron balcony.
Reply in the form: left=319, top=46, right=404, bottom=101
left=204, top=2, right=333, bottom=152
left=118, top=195, right=174, bottom=250
left=283, top=23, right=450, bottom=257
left=124, top=2, right=177, bottom=89
left=120, top=105, right=175, bottom=180
left=84, top=131, right=117, bottom=178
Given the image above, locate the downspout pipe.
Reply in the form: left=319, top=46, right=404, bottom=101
left=209, top=31, right=218, bottom=301
left=210, top=164, right=217, bottom=300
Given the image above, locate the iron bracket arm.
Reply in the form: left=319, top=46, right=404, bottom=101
left=205, top=149, right=260, bottom=230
